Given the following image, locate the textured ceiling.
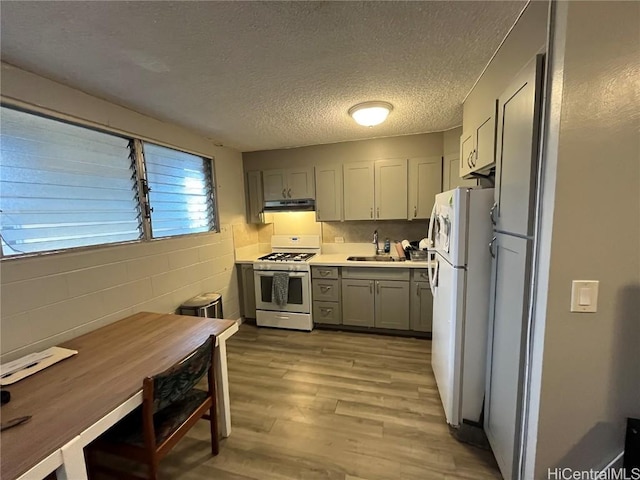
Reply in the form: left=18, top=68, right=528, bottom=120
left=0, top=1, right=525, bottom=152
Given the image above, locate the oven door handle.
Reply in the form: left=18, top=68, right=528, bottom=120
left=254, top=271, right=308, bottom=278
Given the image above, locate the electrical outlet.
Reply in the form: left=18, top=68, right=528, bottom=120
left=334, top=236, right=344, bottom=243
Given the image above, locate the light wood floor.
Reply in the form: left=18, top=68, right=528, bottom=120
left=102, top=324, right=501, bottom=479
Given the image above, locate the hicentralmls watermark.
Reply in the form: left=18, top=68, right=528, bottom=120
left=547, top=468, right=640, bottom=480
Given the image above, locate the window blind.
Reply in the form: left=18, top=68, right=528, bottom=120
left=143, top=142, right=216, bottom=239
left=0, top=107, right=142, bottom=256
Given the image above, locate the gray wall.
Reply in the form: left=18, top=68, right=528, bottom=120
left=243, top=132, right=443, bottom=171
left=531, top=1, right=640, bottom=474
left=0, top=64, right=247, bottom=362
left=463, top=1, right=548, bottom=132
left=443, top=127, right=462, bottom=156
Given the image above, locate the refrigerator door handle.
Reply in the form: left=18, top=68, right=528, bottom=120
left=490, top=202, right=498, bottom=226
left=428, top=258, right=439, bottom=289
left=489, top=236, right=497, bottom=258
left=427, top=202, right=437, bottom=250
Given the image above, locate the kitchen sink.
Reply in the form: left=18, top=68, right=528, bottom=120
left=346, top=255, right=402, bottom=262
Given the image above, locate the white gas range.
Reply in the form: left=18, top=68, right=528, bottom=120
left=253, top=235, right=321, bottom=331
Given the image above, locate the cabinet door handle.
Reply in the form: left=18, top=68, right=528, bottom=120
left=370, top=208, right=373, bottom=219
left=414, top=206, right=417, bottom=218
left=282, top=188, right=287, bottom=198
left=287, top=188, right=292, bottom=198
left=376, top=281, right=380, bottom=294
left=416, top=284, right=421, bottom=296
left=489, top=236, right=497, bottom=258
left=369, top=281, right=373, bottom=294
left=490, top=202, right=497, bottom=226
left=320, top=285, right=331, bottom=293
left=467, top=152, right=473, bottom=168
left=320, top=308, right=331, bottom=316
left=377, top=207, right=380, bottom=218
left=320, top=270, right=331, bottom=277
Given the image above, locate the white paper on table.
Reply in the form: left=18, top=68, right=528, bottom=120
left=1, top=347, right=78, bottom=386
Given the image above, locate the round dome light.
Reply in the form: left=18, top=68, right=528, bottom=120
left=348, top=101, right=393, bottom=127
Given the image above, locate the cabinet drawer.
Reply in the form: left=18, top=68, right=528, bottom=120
left=312, top=266, right=339, bottom=280
left=313, top=301, right=341, bottom=325
left=342, top=267, right=410, bottom=281
left=312, top=279, right=340, bottom=302
left=411, top=269, right=431, bottom=283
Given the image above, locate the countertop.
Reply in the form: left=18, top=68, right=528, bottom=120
left=235, top=252, right=434, bottom=269
left=309, top=254, right=434, bottom=269
left=235, top=254, right=260, bottom=264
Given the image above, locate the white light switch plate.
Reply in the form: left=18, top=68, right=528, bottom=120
left=570, top=280, right=599, bottom=313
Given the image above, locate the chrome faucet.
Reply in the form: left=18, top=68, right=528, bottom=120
left=373, top=230, right=383, bottom=254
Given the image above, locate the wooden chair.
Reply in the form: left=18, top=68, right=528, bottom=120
left=87, top=335, right=219, bottom=480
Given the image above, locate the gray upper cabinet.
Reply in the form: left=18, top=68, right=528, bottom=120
left=287, top=167, right=315, bottom=199
left=263, top=169, right=287, bottom=201
left=315, top=164, right=343, bottom=222
left=459, top=131, right=475, bottom=179
left=374, top=280, right=410, bottom=330
left=408, top=156, right=442, bottom=220
left=375, top=159, right=407, bottom=220
left=494, top=55, right=544, bottom=237
left=263, top=167, right=314, bottom=201
left=246, top=170, right=269, bottom=224
left=343, top=159, right=409, bottom=221
left=475, top=111, right=497, bottom=173
left=459, top=102, right=498, bottom=178
left=443, top=154, right=478, bottom=191
left=343, top=162, right=375, bottom=220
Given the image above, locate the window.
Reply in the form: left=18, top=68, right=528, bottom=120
left=0, top=106, right=218, bottom=258
left=143, top=142, right=217, bottom=239
left=0, top=107, right=142, bottom=256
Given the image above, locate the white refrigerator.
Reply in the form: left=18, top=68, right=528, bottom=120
left=427, top=187, right=494, bottom=427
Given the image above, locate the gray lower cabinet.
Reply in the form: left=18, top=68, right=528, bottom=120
left=312, top=279, right=340, bottom=302
left=374, top=280, right=410, bottom=330
left=316, top=266, right=430, bottom=332
left=312, top=266, right=342, bottom=326
left=410, top=281, right=432, bottom=332
left=341, top=279, right=375, bottom=327
left=313, top=301, right=341, bottom=325
left=341, top=268, right=410, bottom=330
left=239, top=264, right=256, bottom=319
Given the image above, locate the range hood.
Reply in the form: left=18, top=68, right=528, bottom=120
left=263, top=199, right=315, bottom=212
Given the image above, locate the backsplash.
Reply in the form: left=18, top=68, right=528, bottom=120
left=231, top=223, right=259, bottom=248
left=322, top=220, right=429, bottom=244
left=235, top=213, right=429, bottom=253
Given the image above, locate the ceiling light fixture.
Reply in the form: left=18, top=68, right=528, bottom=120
left=348, top=101, right=393, bottom=127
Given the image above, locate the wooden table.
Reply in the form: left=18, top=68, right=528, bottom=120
left=0, top=312, right=239, bottom=480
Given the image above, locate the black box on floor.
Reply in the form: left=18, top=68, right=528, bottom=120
left=624, top=418, right=640, bottom=469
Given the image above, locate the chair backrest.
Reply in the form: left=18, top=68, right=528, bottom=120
left=149, top=335, right=214, bottom=413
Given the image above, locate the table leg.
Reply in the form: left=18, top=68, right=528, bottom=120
left=215, top=337, right=232, bottom=437
left=57, top=436, right=88, bottom=480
